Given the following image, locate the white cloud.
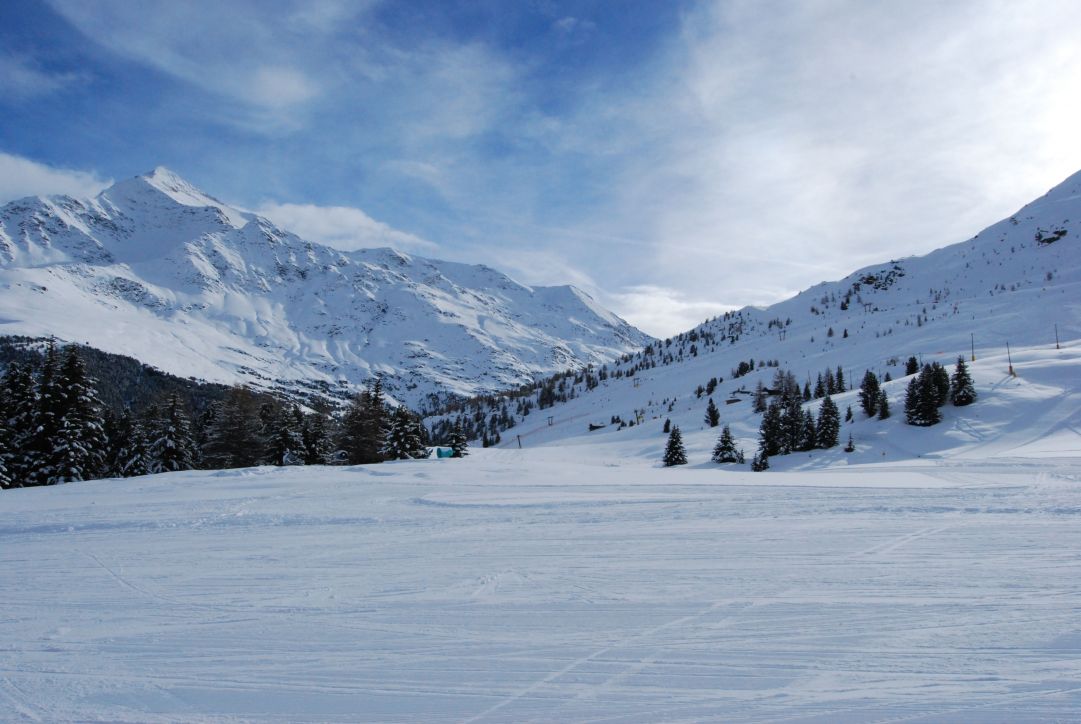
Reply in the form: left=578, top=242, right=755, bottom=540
left=254, top=201, right=438, bottom=253
left=0, top=153, right=111, bottom=203
left=606, top=285, right=733, bottom=339
left=544, top=0, right=1081, bottom=335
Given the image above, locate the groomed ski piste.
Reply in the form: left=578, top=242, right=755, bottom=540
left=3, top=341, right=1081, bottom=722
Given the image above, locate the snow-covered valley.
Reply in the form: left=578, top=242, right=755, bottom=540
left=3, top=447, right=1080, bottom=721
left=3, top=337, right=1081, bottom=721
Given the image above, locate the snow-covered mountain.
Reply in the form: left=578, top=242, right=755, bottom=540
left=0, top=168, right=651, bottom=406
left=435, top=168, right=1081, bottom=459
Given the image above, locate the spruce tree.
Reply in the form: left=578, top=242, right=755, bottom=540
left=750, top=448, right=769, bottom=471
left=24, top=340, right=62, bottom=486
left=816, top=395, right=840, bottom=448
left=337, top=379, right=389, bottom=464
left=711, top=425, right=741, bottom=463
left=758, top=401, right=783, bottom=456
left=202, top=387, right=263, bottom=468
left=752, top=380, right=767, bottom=413
left=835, top=366, right=846, bottom=392
left=781, top=397, right=803, bottom=454
left=267, top=405, right=304, bottom=465
left=383, top=407, right=427, bottom=460
left=0, top=362, right=36, bottom=487
left=663, top=417, right=671, bottom=433
left=950, top=356, right=976, bottom=406
left=929, top=363, right=950, bottom=406
left=114, top=416, right=151, bottom=477
left=302, top=413, right=334, bottom=465
left=877, top=390, right=890, bottom=419
left=662, top=426, right=687, bottom=466
left=704, top=397, right=720, bottom=427
left=904, top=368, right=942, bottom=426
left=448, top=419, right=469, bottom=458
left=799, top=410, right=817, bottom=452
left=858, top=370, right=880, bottom=417
left=905, top=356, right=920, bottom=375
left=49, top=346, right=107, bottom=483
left=149, top=394, right=198, bottom=472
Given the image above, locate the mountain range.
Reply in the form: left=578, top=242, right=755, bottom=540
left=0, top=168, right=651, bottom=407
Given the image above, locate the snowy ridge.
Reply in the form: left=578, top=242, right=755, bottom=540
left=438, top=168, right=1081, bottom=462
left=0, top=169, right=651, bottom=406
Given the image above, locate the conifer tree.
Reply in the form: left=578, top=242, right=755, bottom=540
left=149, top=394, right=198, bottom=472
left=662, top=425, right=687, bottom=466
left=877, top=390, right=890, bottom=419
left=781, top=397, right=803, bottom=454
left=114, top=415, right=151, bottom=477
left=711, top=425, right=741, bottom=463
left=0, top=361, right=36, bottom=487
left=663, top=417, right=671, bottom=433
left=758, top=401, right=783, bottom=456
left=337, top=379, right=389, bottom=464
left=383, top=406, right=427, bottom=460
left=203, top=387, right=263, bottom=468
left=858, top=370, right=880, bottom=417
left=49, top=346, right=107, bottom=483
left=799, top=409, right=817, bottom=452
left=825, top=368, right=836, bottom=395
left=904, top=368, right=942, bottom=426
left=813, top=373, right=826, bottom=399
left=905, top=356, right=920, bottom=375
left=929, top=363, right=950, bottom=406
left=24, top=340, right=62, bottom=486
left=704, top=397, right=720, bottom=427
left=302, top=413, right=334, bottom=465
left=267, top=405, right=304, bottom=465
left=752, top=380, right=767, bottom=413
left=448, top=419, right=469, bottom=458
left=835, top=366, right=846, bottom=392
left=816, top=395, right=840, bottom=448
left=750, top=448, right=769, bottom=471
left=950, top=356, right=976, bottom=406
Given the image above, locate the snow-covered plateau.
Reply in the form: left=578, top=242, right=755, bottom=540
left=2, top=341, right=1081, bottom=721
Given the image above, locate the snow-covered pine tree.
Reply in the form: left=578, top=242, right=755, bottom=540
left=750, top=448, right=769, bottom=471
left=704, top=397, right=720, bottom=427
left=24, top=340, right=62, bottom=486
left=835, top=366, right=846, bottom=392
left=383, top=406, right=426, bottom=460
left=1, top=361, right=37, bottom=487
left=114, top=414, right=151, bottom=477
left=267, top=405, right=304, bottom=465
left=711, top=424, right=741, bottom=463
left=148, top=393, right=198, bottom=472
left=950, top=356, right=976, bottom=406
left=904, top=368, right=942, bottom=426
left=858, top=370, right=880, bottom=417
left=662, top=425, right=687, bottom=466
left=816, top=395, right=840, bottom=448
left=905, top=356, right=920, bottom=375
left=337, top=379, right=389, bottom=464
left=662, top=417, right=671, bottom=433
left=302, top=413, right=334, bottom=465
left=448, top=419, right=469, bottom=458
left=48, top=345, right=107, bottom=483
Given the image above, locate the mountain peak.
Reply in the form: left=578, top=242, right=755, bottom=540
left=102, top=167, right=250, bottom=228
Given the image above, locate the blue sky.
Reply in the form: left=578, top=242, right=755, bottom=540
left=3, top=0, right=1081, bottom=336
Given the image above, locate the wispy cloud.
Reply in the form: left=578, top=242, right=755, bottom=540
left=254, top=201, right=438, bottom=253
left=0, top=54, right=84, bottom=98
left=0, top=152, right=110, bottom=202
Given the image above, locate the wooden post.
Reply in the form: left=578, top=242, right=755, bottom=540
left=517, top=435, right=522, bottom=449
left=1055, top=324, right=1060, bottom=350
left=1007, top=341, right=1015, bottom=377
left=970, top=333, right=975, bottom=362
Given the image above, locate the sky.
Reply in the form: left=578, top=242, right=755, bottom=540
left=2, top=0, right=1081, bottom=337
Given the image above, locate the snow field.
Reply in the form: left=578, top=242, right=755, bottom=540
left=2, top=451, right=1081, bottom=722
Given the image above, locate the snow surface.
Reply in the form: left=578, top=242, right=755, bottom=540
left=0, top=169, right=650, bottom=406
left=4, top=337, right=1081, bottom=721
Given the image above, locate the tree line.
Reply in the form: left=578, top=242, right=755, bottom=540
left=1, top=342, right=467, bottom=489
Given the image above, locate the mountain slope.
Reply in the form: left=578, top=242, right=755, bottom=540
left=430, top=169, right=1081, bottom=458
left=0, top=168, right=651, bottom=406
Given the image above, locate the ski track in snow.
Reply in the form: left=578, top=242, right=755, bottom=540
left=2, top=453, right=1081, bottom=722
